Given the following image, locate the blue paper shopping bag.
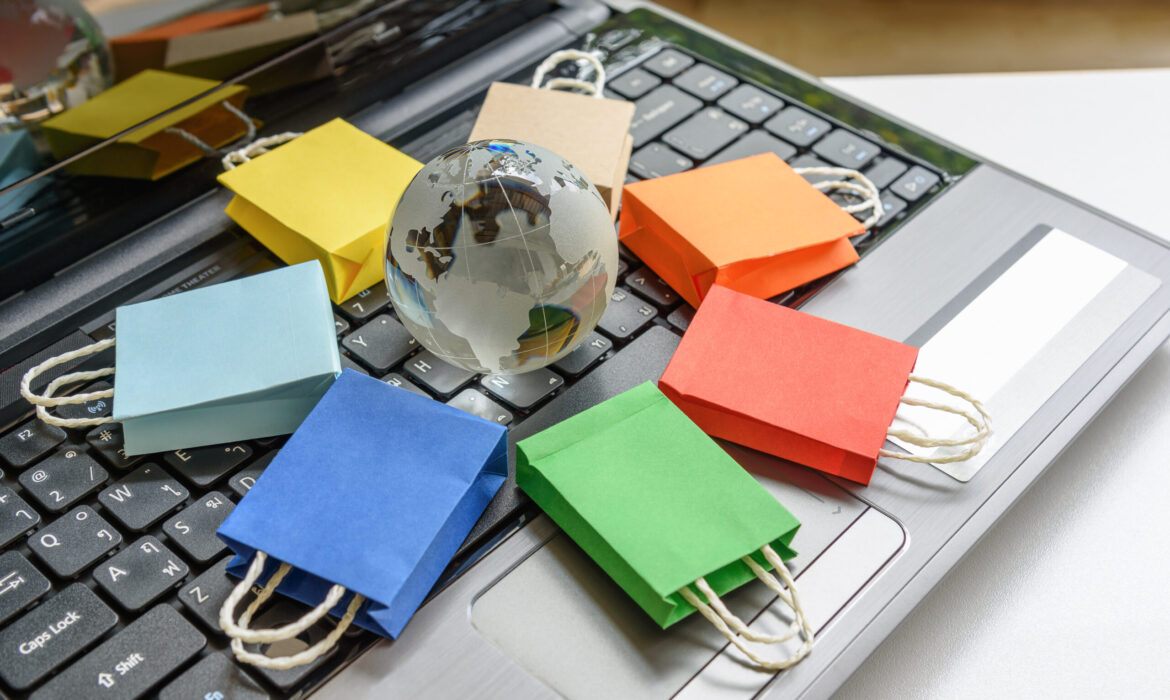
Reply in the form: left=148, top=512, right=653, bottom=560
left=20, top=262, right=340, bottom=455
left=216, top=369, right=507, bottom=668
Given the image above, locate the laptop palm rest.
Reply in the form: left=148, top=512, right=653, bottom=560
left=469, top=450, right=905, bottom=699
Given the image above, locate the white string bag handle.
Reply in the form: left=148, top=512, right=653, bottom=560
left=792, top=166, right=883, bottom=231
left=220, top=550, right=366, bottom=670
left=222, top=131, right=303, bottom=170
left=677, top=544, right=814, bottom=671
left=163, top=100, right=259, bottom=155
left=880, top=374, right=992, bottom=464
left=531, top=48, right=607, bottom=97
left=19, top=338, right=116, bottom=428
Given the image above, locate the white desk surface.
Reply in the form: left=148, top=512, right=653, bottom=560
left=823, top=70, right=1170, bottom=698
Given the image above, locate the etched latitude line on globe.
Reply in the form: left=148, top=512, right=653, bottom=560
left=385, top=139, right=618, bottom=374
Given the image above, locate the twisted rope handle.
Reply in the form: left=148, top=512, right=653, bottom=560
left=19, top=338, right=116, bottom=428
left=163, top=100, right=258, bottom=155
left=222, top=132, right=303, bottom=170
left=793, top=166, right=883, bottom=230
left=220, top=550, right=366, bottom=670
left=881, top=374, right=992, bottom=464
left=531, top=49, right=607, bottom=97
left=677, top=544, right=814, bottom=671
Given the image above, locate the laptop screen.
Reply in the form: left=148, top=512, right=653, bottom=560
left=0, top=0, right=552, bottom=302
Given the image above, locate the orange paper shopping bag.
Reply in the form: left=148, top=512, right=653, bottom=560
left=619, top=153, right=862, bottom=307
left=659, top=286, right=990, bottom=485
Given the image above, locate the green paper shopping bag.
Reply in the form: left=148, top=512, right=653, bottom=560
left=516, top=381, right=815, bottom=670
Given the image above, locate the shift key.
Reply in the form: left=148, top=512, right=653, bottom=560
left=0, top=583, right=117, bottom=690
left=32, top=604, right=205, bottom=700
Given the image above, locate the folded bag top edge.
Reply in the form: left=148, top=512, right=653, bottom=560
left=113, top=261, right=339, bottom=419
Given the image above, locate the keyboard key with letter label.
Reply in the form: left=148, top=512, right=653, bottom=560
left=480, top=369, right=564, bottom=410
left=94, top=536, right=189, bottom=611
left=336, top=282, right=391, bottom=323
left=625, top=265, right=680, bottom=307
left=98, top=464, right=188, bottom=531
left=672, top=63, right=738, bottom=100
left=0, top=583, right=117, bottom=690
left=863, top=156, right=909, bottom=190
left=342, top=314, right=418, bottom=373
left=629, top=142, right=693, bottom=179
left=608, top=67, right=661, bottom=99
left=30, top=604, right=205, bottom=700
left=812, top=129, right=882, bottom=169
left=86, top=424, right=144, bottom=471
left=0, top=551, right=50, bottom=624
left=164, top=442, right=252, bottom=488
left=19, top=449, right=108, bottom=513
left=404, top=350, right=477, bottom=397
left=644, top=48, right=694, bottom=77
left=178, top=556, right=240, bottom=633
left=629, top=86, right=702, bottom=147
left=228, top=452, right=274, bottom=498
left=764, top=106, right=831, bottom=147
left=383, top=373, right=432, bottom=399
left=0, top=485, right=40, bottom=546
left=28, top=506, right=122, bottom=578
left=717, top=84, right=783, bottom=124
left=159, top=651, right=270, bottom=700
left=597, top=288, right=656, bottom=339
left=663, top=107, right=747, bottom=160
left=704, top=130, right=796, bottom=167
left=447, top=389, right=513, bottom=425
left=890, top=165, right=941, bottom=202
left=162, top=491, right=234, bottom=563
left=0, top=420, right=65, bottom=469
left=553, top=332, right=611, bottom=377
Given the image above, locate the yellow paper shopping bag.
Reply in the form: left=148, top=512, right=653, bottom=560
left=41, top=70, right=251, bottom=180
left=217, top=119, right=423, bottom=303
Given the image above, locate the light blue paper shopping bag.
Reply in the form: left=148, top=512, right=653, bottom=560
left=216, top=370, right=507, bottom=668
left=0, top=131, right=48, bottom=220
left=20, top=262, right=340, bottom=455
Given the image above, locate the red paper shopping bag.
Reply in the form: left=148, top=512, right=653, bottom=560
left=619, top=153, right=862, bottom=308
left=659, top=285, right=919, bottom=484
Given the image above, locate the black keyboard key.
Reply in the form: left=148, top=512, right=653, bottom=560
left=863, top=156, right=909, bottom=190
left=629, top=143, right=693, bottom=179
left=608, top=67, right=661, bottom=99
left=336, top=282, right=391, bottom=323
left=764, top=106, right=831, bottom=147
left=31, top=604, right=205, bottom=700
left=553, top=332, right=611, bottom=377
left=98, top=464, right=188, bottom=531
left=383, top=372, right=432, bottom=399
left=644, top=48, right=694, bottom=77
left=54, top=381, right=113, bottom=422
left=626, top=265, right=680, bottom=307
left=812, top=129, right=881, bottom=169
left=673, top=63, right=737, bottom=100
left=597, top=288, right=656, bottom=339
left=20, top=449, right=108, bottom=513
left=162, top=491, right=234, bottom=564
left=228, top=451, right=274, bottom=498
left=447, top=389, right=513, bottom=426
left=342, top=314, right=419, bottom=373
left=404, top=350, right=477, bottom=398
left=240, top=600, right=336, bottom=690
left=94, top=536, right=190, bottom=611
left=0, top=552, right=50, bottom=624
left=333, top=313, right=350, bottom=337
left=667, top=304, right=696, bottom=332
left=164, top=442, right=252, bottom=488
left=717, top=84, right=783, bottom=124
left=663, top=107, right=748, bottom=160
left=340, top=355, right=370, bottom=376
left=788, top=154, right=837, bottom=184
left=890, top=165, right=940, bottom=202
left=0, top=583, right=117, bottom=690
left=0, top=420, right=65, bottom=469
left=877, top=191, right=909, bottom=226
left=159, top=651, right=270, bottom=700
left=704, top=130, right=797, bottom=167
left=29, top=506, right=122, bottom=578
left=86, top=424, right=145, bottom=471
left=179, top=556, right=240, bottom=633
left=629, top=85, right=702, bottom=147
left=617, top=258, right=630, bottom=278
left=480, top=368, right=564, bottom=410
left=0, top=485, right=40, bottom=546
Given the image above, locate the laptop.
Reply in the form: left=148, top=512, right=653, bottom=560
left=1, top=0, right=1168, bottom=697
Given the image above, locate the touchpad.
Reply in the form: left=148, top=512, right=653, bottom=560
left=469, top=449, right=899, bottom=698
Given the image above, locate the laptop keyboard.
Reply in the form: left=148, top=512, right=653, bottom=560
left=0, top=42, right=948, bottom=699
